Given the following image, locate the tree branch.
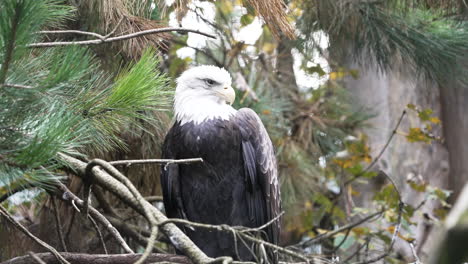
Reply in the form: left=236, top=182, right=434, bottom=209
left=298, top=210, right=384, bottom=247
left=109, top=158, right=203, bottom=167
left=28, top=28, right=216, bottom=48
left=50, top=196, right=68, bottom=252
left=27, top=252, right=47, bottom=264
left=54, top=182, right=134, bottom=254
left=58, top=153, right=213, bottom=264
left=1, top=83, right=34, bottom=89
left=0, top=252, right=192, bottom=264
left=345, top=110, right=407, bottom=185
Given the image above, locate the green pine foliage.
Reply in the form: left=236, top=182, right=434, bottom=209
left=298, top=1, right=468, bottom=85
left=0, top=0, right=171, bottom=197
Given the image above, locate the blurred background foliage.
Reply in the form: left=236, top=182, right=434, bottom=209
left=1, top=0, right=467, bottom=263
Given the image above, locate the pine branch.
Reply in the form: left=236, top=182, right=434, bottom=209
left=0, top=2, right=21, bottom=84
left=28, top=27, right=216, bottom=48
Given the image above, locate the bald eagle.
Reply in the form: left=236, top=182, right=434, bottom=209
left=161, top=66, right=280, bottom=262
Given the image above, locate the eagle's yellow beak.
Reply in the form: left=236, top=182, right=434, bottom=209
left=219, top=86, right=235, bottom=105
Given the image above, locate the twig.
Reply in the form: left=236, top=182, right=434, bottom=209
left=109, top=158, right=203, bottom=167
left=27, top=252, right=46, bottom=264
left=50, top=196, right=68, bottom=252
left=65, top=207, right=76, bottom=242
left=106, top=216, right=168, bottom=254
left=104, top=18, right=124, bottom=38
left=298, top=210, right=384, bottom=247
left=88, top=214, right=108, bottom=254
left=84, top=159, right=159, bottom=264
left=345, top=110, right=407, bottom=185
left=158, top=215, right=308, bottom=263
left=1, top=83, right=34, bottom=89
left=353, top=171, right=405, bottom=264
left=341, top=236, right=370, bottom=263
left=55, top=182, right=134, bottom=254
left=28, top=27, right=216, bottom=48
left=38, top=30, right=106, bottom=40
left=0, top=205, right=70, bottom=264
left=409, top=242, right=421, bottom=263
left=93, top=187, right=118, bottom=216
left=83, top=158, right=203, bottom=216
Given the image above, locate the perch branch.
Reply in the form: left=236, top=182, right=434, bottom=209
left=109, top=158, right=203, bottom=167
left=84, top=159, right=160, bottom=264
left=59, top=153, right=236, bottom=264
left=28, top=28, right=216, bottom=48
left=0, top=252, right=192, bottom=264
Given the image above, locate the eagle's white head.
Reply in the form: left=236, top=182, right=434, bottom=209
left=174, top=65, right=237, bottom=125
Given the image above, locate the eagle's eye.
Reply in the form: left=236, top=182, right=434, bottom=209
left=205, top=79, right=215, bottom=85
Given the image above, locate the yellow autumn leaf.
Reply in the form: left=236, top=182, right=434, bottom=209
left=329, top=71, right=346, bottom=80
left=430, top=117, right=441, bottom=124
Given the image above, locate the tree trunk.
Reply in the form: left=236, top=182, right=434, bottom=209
left=341, top=60, right=450, bottom=261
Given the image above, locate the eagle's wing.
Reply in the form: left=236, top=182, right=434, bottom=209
left=234, top=108, right=281, bottom=251
left=161, top=125, right=186, bottom=220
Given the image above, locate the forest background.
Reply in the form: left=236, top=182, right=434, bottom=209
left=1, top=0, right=468, bottom=263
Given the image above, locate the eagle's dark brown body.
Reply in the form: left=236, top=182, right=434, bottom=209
left=161, top=108, right=280, bottom=262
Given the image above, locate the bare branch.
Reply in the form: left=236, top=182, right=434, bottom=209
left=0, top=252, right=192, bottom=264
left=87, top=214, right=108, bottom=254
left=109, top=158, right=204, bottom=167
left=27, top=252, right=47, bottom=264
left=28, top=28, right=216, bottom=48
left=0, top=205, right=70, bottom=264
left=345, top=110, right=407, bottom=185
left=104, top=18, right=124, bottom=39
left=50, top=196, right=68, bottom=252
left=59, top=153, right=225, bottom=264
left=1, top=83, right=34, bottom=89
left=106, top=216, right=168, bottom=254
left=353, top=172, right=404, bottom=264
left=298, top=210, right=384, bottom=247
left=157, top=216, right=309, bottom=263
left=83, top=159, right=159, bottom=264
left=38, top=30, right=105, bottom=40
left=55, top=182, right=134, bottom=254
